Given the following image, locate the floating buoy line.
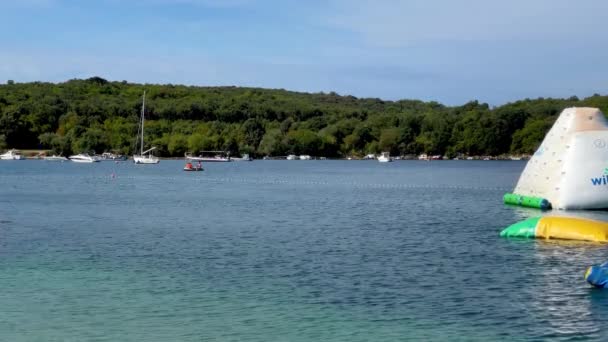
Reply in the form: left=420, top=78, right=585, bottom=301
left=73, top=174, right=510, bottom=192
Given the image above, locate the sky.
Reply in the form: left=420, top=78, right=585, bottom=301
left=0, top=0, right=607, bottom=105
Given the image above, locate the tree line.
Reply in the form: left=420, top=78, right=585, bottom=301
left=1, top=77, right=607, bottom=158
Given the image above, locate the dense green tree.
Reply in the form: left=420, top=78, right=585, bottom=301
left=378, top=128, right=400, bottom=155
left=168, top=134, right=189, bottom=155
left=510, top=119, right=553, bottom=153
left=241, top=118, right=265, bottom=151
left=73, top=127, right=108, bottom=153
left=1, top=78, right=607, bottom=157
left=258, top=129, right=285, bottom=156
left=284, top=129, right=321, bottom=155
left=0, top=134, right=7, bottom=150
left=39, top=132, right=71, bottom=155
left=280, top=117, right=293, bottom=134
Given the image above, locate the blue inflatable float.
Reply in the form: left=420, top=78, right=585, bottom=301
left=585, top=262, right=608, bottom=288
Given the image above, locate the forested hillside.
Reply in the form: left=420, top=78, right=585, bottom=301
left=1, top=77, right=607, bottom=157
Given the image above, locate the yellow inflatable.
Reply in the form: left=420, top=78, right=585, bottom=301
left=500, top=216, right=608, bottom=242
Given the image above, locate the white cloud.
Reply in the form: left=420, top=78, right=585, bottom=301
left=324, top=0, right=608, bottom=47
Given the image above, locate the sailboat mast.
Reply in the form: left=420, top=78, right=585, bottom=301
left=140, top=91, right=146, bottom=155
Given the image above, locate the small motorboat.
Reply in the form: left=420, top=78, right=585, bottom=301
left=69, top=153, right=100, bottom=163
left=183, top=162, right=204, bottom=172
left=232, top=153, right=253, bottom=161
left=377, top=152, right=393, bottom=163
left=0, top=149, right=24, bottom=160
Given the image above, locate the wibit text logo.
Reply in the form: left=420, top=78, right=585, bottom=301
left=591, top=168, right=608, bottom=186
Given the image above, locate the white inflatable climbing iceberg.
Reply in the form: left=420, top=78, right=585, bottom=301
left=513, top=107, right=608, bottom=210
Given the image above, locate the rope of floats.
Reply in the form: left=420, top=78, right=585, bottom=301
left=1, top=174, right=511, bottom=192
left=97, top=175, right=510, bottom=192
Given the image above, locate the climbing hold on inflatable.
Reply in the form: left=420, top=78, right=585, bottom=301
left=585, top=262, right=608, bottom=288
left=503, top=193, right=551, bottom=210
left=500, top=216, right=608, bottom=242
left=511, top=107, right=608, bottom=210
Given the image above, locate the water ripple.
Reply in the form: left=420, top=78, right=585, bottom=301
left=0, top=160, right=606, bottom=341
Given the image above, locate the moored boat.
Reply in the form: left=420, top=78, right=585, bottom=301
left=133, top=91, right=160, bottom=164
left=185, top=151, right=231, bottom=162
left=232, top=154, right=252, bottom=161
left=100, top=152, right=127, bottom=161
left=44, top=155, right=69, bottom=161
left=69, top=153, right=100, bottom=163
left=0, top=149, right=24, bottom=160
left=377, top=152, right=393, bottom=163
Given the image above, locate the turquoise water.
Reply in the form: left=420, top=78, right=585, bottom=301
left=1, top=160, right=608, bottom=341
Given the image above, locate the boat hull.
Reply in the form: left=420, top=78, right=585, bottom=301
left=185, top=157, right=230, bottom=162
left=44, top=156, right=68, bottom=161
left=100, top=157, right=127, bottom=161
left=133, top=155, right=159, bottom=164
left=69, top=154, right=100, bottom=163
left=70, top=159, right=98, bottom=163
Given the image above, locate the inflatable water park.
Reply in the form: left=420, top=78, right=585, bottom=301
left=500, top=107, right=608, bottom=288
left=501, top=216, right=608, bottom=242
left=505, top=107, right=608, bottom=210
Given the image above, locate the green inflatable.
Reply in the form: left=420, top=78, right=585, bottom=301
left=503, top=193, right=551, bottom=210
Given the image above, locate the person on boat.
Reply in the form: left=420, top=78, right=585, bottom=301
left=196, top=161, right=202, bottom=170
left=185, top=162, right=193, bottom=169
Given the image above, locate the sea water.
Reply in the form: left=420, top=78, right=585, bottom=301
left=1, top=160, right=607, bottom=341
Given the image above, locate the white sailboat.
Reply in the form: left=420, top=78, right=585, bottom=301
left=133, top=91, right=159, bottom=164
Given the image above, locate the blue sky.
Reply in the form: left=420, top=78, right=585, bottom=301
left=0, top=0, right=606, bottom=105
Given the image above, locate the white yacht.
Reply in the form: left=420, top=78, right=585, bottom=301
left=133, top=91, right=160, bottom=164
left=377, top=152, right=393, bottom=163
left=44, top=155, right=68, bottom=161
left=69, top=153, right=100, bottom=163
left=299, top=155, right=312, bottom=160
left=0, top=149, right=23, bottom=160
left=286, top=154, right=297, bottom=160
